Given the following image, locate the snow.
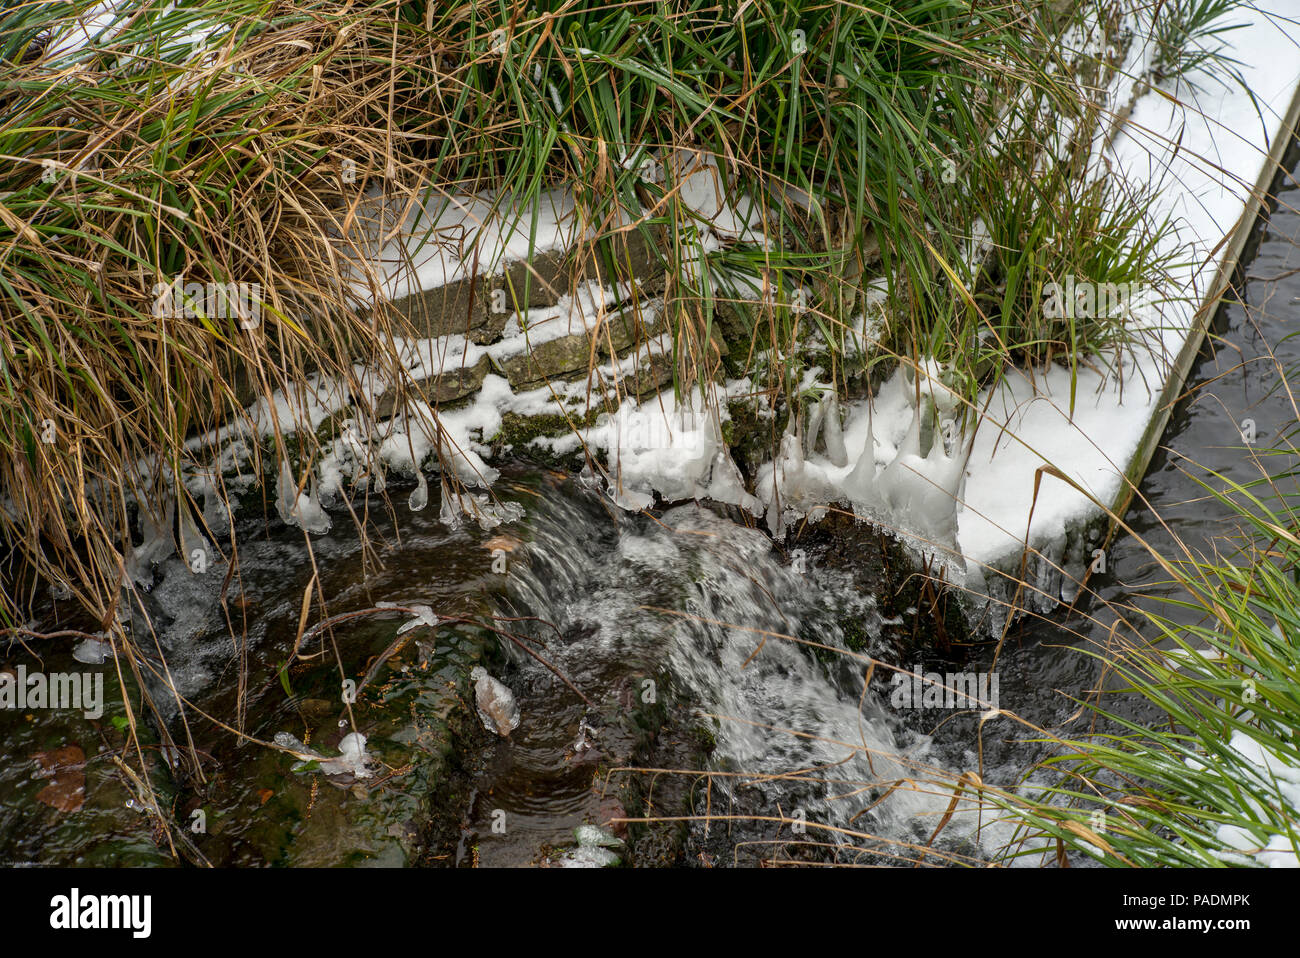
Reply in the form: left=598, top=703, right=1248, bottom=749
left=945, top=5, right=1300, bottom=574
left=736, top=3, right=1300, bottom=588
left=1211, top=730, right=1300, bottom=867
left=343, top=187, right=586, bottom=306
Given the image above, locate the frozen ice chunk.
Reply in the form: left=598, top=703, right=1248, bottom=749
left=274, top=730, right=374, bottom=779
left=470, top=665, right=520, bottom=737
left=72, top=636, right=112, bottom=665
left=275, top=461, right=332, bottom=534
left=329, top=732, right=374, bottom=779
left=377, top=601, right=439, bottom=635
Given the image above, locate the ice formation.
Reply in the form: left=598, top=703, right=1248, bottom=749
left=376, top=601, right=439, bottom=635
left=580, top=384, right=762, bottom=516
left=273, top=730, right=375, bottom=779
left=470, top=665, right=520, bottom=737
left=275, top=460, right=332, bottom=535
left=72, top=636, right=112, bottom=665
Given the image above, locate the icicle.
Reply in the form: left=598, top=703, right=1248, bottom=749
left=176, top=493, right=211, bottom=574
left=822, top=393, right=848, bottom=467
left=275, top=460, right=297, bottom=526
left=764, top=486, right=785, bottom=537
left=780, top=428, right=806, bottom=489
left=408, top=470, right=429, bottom=512
left=903, top=419, right=971, bottom=545
left=201, top=483, right=231, bottom=538
left=911, top=438, right=957, bottom=541
left=879, top=404, right=922, bottom=515
left=706, top=445, right=763, bottom=515
left=762, top=433, right=794, bottom=538
left=438, top=477, right=463, bottom=529
left=805, top=397, right=825, bottom=457
left=844, top=397, right=880, bottom=510
left=126, top=494, right=175, bottom=589
left=275, top=460, right=331, bottom=534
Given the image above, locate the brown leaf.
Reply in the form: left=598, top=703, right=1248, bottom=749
left=33, top=744, right=85, bottom=776
left=32, top=745, right=86, bottom=813
left=257, top=788, right=274, bottom=805
left=484, top=535, right=521, bottom=554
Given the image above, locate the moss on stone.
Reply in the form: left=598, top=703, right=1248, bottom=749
left=488, top=407, right=603, bottom=467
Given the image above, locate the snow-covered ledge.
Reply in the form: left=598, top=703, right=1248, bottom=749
left=747, top=5, right=1300, bottom=628
left=953, top=6, right=1300, bottom=606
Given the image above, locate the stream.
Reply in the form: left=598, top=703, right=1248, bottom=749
left=3, top=148, right=1298, bottom=869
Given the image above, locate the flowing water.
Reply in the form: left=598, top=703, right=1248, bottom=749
left=4, top=149, right=1298, bottom=868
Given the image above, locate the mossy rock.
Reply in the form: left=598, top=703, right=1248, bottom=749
left=488, top=408, right=597, bottom=467
left=800, top=512, right=973, bottom=659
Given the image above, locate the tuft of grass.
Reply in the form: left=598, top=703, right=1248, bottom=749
left=1148, top=0, right=1250, bottom=90
left=0, top=0, right=469, bottom=631
left=999, top=464, right=1300, bottom=867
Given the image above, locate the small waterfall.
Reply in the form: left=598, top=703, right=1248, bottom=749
left=499, top=491, right=982, bottom=856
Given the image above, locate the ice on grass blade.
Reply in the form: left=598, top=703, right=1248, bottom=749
left=72, top=635, right=112, bottom=665
left=125, top=494, right=176, bottom=591
left=438, top=477, right=463, bottom=529
left=376, top=601, right=439, bottom=635
left=408, top=470, right=429, bottom=512
left=275, top=460, right=331, bottom=534
left=273, top=731, right=375, bottom=779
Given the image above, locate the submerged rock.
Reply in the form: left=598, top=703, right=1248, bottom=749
left=554, top=824, right=625, bottom=867
left=470, top=666, right=520, bottom=737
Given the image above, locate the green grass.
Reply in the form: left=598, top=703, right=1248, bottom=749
left=1148, top=0, right=1250, bottom=90
left=998, top=465, right=1300, bottom=867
